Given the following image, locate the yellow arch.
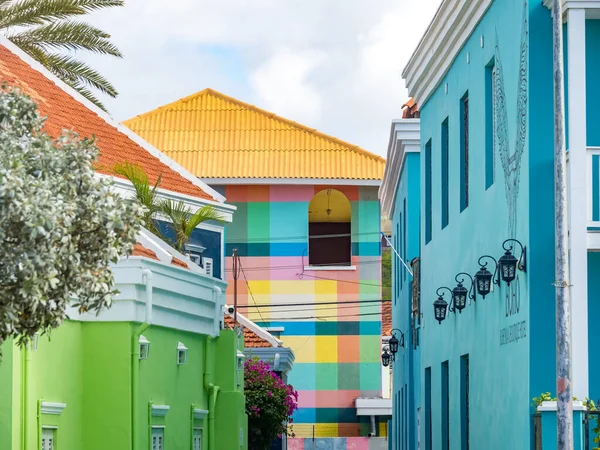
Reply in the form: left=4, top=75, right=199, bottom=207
left=308, top=189, right=351, bottom=223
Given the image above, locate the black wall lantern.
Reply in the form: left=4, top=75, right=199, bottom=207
left=381, top=328, right=405, bottom=368
left=433, top=287, right=453, bottom=324
left=498, top=239, right=526, bottom=286
left=452, top=272, right=475, bottom=312
left=474, top=255, right=500, bottom=298
left=381, top=348, right=391, bottom=367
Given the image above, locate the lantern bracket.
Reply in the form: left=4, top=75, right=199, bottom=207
left=455, top=272, right=476, bottom=303
left=502, top=239, right=526, bottom=272
left=390, top=328, right=405, bottom=350
left=477, top=255, right=501, bottom=286
left=436, top=287, right=454, bottom=313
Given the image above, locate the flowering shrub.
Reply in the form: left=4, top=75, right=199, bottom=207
left=244, top=357, right=299, bottom=450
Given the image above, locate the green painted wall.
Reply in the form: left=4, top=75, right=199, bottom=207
left=0, top=323, right=247, bottom=450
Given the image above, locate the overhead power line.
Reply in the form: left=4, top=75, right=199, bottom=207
left=264, top=312, right=383, bottom=321
left=236, top=298, right=389, bottom=309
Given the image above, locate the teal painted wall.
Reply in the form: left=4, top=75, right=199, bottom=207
left=588, top=253, right=600, bottom=403
left=417, top=0, right=533, bottom=449
left=391, top=151, right=421, bottom=450
left=586, top=20, right=600, bottom=146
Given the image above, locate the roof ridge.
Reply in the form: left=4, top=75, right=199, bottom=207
left=124, top=88, right=386, bottom=163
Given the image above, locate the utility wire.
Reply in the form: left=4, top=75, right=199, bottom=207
left=225, top=258, right=382, bottom=272
left=239, top=260, right=267, bottom=324
left=236, top=298, right=389, bottom=309
left=260, top=312, right=383, bottom=321
left=243, top=303, right=383, bottom=315
left=298, top=272, right=380, bottom=287
left=227, top=230, right=382, bottom=243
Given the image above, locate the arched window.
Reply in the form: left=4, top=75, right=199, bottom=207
left=308, top=189, right=352, bottom=266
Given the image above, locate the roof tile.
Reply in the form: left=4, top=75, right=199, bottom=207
left=224, top=316, right=273, bottom=348
left=0, top=44, right=215, bottom=201
left=123, top=89, right=386, bottom=180
left=382, top=301, right=392, bottom=337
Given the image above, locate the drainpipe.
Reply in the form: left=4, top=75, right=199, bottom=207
left=21, top=343, right=30, bottom=450
left=205, top=286, right=222, bottom=450
left=369, top=415, right=376, bottom=437
left=131, top=269, right=153, bottom=450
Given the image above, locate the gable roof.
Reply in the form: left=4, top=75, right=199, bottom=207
left=0, top=38, right=224, bottom=203
left=123, top=88, right=385, bottom=181
left=223, top=310, right=283, bottom=348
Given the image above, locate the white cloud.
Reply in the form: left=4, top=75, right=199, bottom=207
left=82, top=0, right=441, bottom=155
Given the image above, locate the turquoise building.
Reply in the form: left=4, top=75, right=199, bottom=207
left=381, top=0, right=600, bottom=448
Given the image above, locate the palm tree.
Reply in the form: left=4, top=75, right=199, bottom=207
left=160, top=199, right=224, bottom=252
left=114, top=162, right=224, bottom=251
left=0, top=0, right=124, bottom=111
left=113, top=162, right=162, bottom=235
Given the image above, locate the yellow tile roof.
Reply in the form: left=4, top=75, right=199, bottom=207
left=123, top=88, right=385, bottom=180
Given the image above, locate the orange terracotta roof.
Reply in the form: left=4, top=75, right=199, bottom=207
left=224, top=316, right=273, bottom=348
left=382, top=301, right=392, bottom=337
left=132, top=243, right=159, bottom=260
left=0, top=42, right=216, bottom=201
left=123, top=88, right=385, bottom=180
left=401, top=98, right=420, bottom=119
left=131, top=242, right=194, bottom=270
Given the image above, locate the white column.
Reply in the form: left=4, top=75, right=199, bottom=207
left=567, top=7, right=588, bottom=399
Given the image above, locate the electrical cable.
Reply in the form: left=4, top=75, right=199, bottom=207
left=242, top=303, right=383, bottom=315
left=239, top=260, right=267, bottom=324
left=261, top=311, right=383, bottom=321
left=235, top=298, right=389, bottom=308
left=225, top=258, right=382, bottom=272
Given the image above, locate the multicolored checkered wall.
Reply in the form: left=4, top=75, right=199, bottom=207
left=221, top=184, right=383, bottom=439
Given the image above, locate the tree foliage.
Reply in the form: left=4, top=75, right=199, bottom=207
left=0, top=87, right=143, bottom=348
left=114, top=162, right=224, bottom=252
left=381, top=248, right=391, bottom=301
left=0, top=0, right=124, bottom=111
left=244, top=358, right=299, bottom=450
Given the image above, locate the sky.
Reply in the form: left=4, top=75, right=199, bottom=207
left=84, top=0, right=441, bottom=157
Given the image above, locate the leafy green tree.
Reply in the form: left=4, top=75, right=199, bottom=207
left=381, top=248, right=391, bottom=301
left=0, top=0, right=124, bottom=111
left=0, top=87, right=143, bottom=349
left=114, top=162, right=224, bottom=252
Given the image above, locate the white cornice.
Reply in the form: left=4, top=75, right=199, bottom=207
left=0, top=36, right=226, bottom=205
left=402, top=0, right=492, bottom=106
left=40, top=402, right=67, bottom=415
left=543, top=0, right=600, bottom=16
left=203, top=178, right=381, bottom=186
left=379, top=119, right=420, bottom=218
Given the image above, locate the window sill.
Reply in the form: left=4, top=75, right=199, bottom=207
left=303, top=265, right=357, bottom=271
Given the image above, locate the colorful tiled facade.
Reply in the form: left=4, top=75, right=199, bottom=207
left=221, top=183, right=382, bottom=438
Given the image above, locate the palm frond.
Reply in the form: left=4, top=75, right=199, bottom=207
left=0, top=0, right=123, bottom=28
left=8, top=21, right=122, bottom=57
left=186, top=206, right=224, bottom=235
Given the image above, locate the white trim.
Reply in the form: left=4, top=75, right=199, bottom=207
left=0, top=36, right=225, bottom=204
left=402, top=0, right=492, bottom=106
left=225, top=307, right=282, bottom=347
left=379, top=119, right=421, bottom=217
left=537, top=400, right=587, bottom=412
left=354, top=397, right=393, bottom=416
left=264, top=326, right=284, bottom=332
left=40, top=402, right=67, bottom=415
left=568, top=9, right=589, bottom=399
left=303, top=265, right=356, bottom=271
left=203, top=178, right=381, bottom=186
left=193, top=409, right=209, bottom=420
left=543, top=0, right=600, bottom=15
left=151, top=425, right=166, bottom=429
left=151, top=405, right=170, bottom=417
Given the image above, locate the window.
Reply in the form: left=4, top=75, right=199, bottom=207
left=41, top=428, right=55, bottom=450
left=193, top=429, right=203, bottom=450
left=203, top=257, right=214, bottom=277
left=308, top=189, right=352, bottom=266
left=152, top=428, right=164, bottom=450
left=485, top=60, right=496, bottom=189
left=425, top=140, right=432, bottom=244
left=399, top=213, right=403, bottom=290
left=441, top=118, right=449, bottom=228
left=442, top=361, right=450, bottom=450
left=460, top=93, right=470, bottom=211
left=403, top=199, right=407, bottom=282
left=425, top=367, right=432, bottom=450
left=461, top=354, right=470, bottom=450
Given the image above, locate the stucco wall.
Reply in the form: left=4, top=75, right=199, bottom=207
left=416, top=0, right=534, bottom=448
left=222, top=184, right=382, bottom=439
